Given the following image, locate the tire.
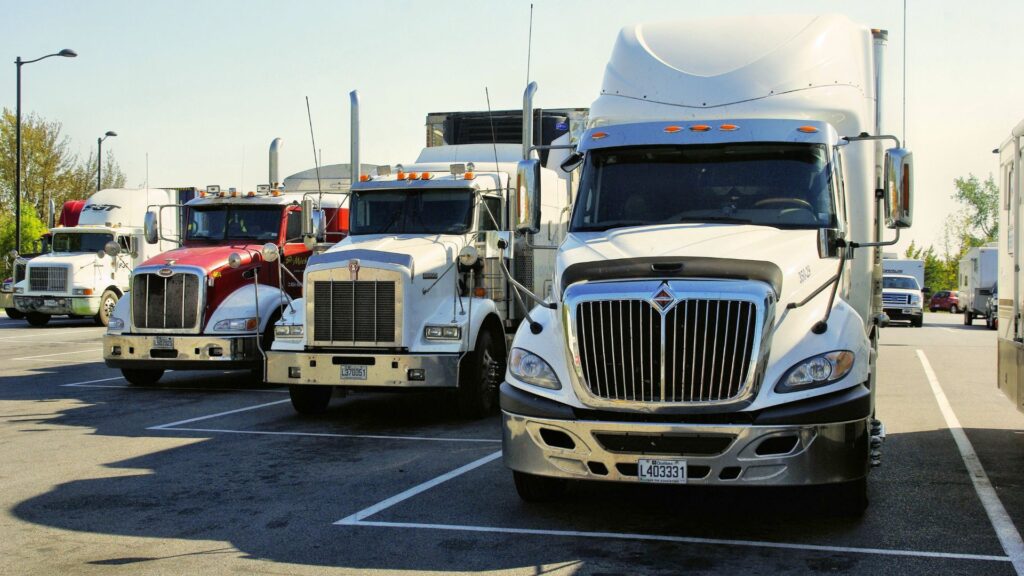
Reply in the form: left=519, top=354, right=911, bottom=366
left=950, top=304, right=959, bottom=314
left=289, top=385, right=332, bottom=414
left=512, top=470, right=569, bottom=503
left=94, top=289, right=119, bottom=327
left=929, top=306, right=937, bottom=312
left=457, top=329, right=504, bottom=418
left=5, top=308, right=24, bottom=320
left=826, top=477, right=868, bottom=518
left=121, top=368, right=164, bottom=386
left=26, top=312, right=49, bottom=327
left=912, top=316, right=923, bottom=327
left=964, top=311, right=972, bottom=325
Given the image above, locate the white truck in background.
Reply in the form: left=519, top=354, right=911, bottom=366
left=499, top=14, right=913, bottom=515
left=267, top=93, right=588, bottom=417
left=959, top=243, right=998, bottom=326
left=13, top=188, right=187, bottom=326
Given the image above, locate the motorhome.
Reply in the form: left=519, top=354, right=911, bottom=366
left=996, top=126, right=1023, bottom=410
left=959, top=244, right=998, bottom=325
left=499, top=14, right=913, bottom=514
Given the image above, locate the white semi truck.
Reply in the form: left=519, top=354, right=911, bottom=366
left=13, top=188, right=186, bottom=326
left=266, top=93, right=587, bottom=417
left=499, top=14, right=913, bottom=513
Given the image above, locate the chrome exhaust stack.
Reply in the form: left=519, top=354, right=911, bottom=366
left=269, top=137, right=282, bottom=188
left=522, top=81, right=537, bottom=160
left=350, top=90, right=360, bottom=184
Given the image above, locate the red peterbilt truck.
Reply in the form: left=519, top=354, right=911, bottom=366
left=102, top=139, right=350, bottom=385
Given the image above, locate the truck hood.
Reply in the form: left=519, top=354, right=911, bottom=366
left=317, top=234, right=467, bottom=277
left=141, top=244, right=266, bottom=274
left=28, top=252, right=104, bottom=272
left=558, top=224, right=830, bottom=306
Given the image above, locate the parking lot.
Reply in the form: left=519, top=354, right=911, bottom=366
left=0, top=312, right=1021, bottom=575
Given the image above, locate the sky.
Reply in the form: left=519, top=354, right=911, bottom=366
left=3, top=0, right=1022, bottom=254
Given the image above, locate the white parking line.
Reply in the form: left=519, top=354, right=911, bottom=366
left=334, top=449, right=1009, bottom=563
left=63, top=381, right=288, bottom=394
left=13, top=348, right=103, bottom=360
left=0, top=328, right=105, bottom=340
left=147, top=399, right=291, bottom=430
left=917, top=349, right=1024, bottom=575
left=165, top=426, right=500, bottom=443
left=59, top=376, right=126, bottom=387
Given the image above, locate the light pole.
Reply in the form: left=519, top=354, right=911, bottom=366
left=15, top=48, right=76, bottom=253
left=97, top=131, right=116, bottom=191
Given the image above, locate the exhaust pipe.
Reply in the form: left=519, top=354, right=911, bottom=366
left=350, top=90, right=360, bottom=183
left=47, top=199, right=56, bottom=229
left=269, top=137, right=282, bottom=188
left=522, top=81, right=537, bottom=160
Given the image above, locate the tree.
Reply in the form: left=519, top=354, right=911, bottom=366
left=0, top=205, right=50, bottom=277
left=951, top=173, right=999, bottom=245
left=904, top=240, right=956, bottom=291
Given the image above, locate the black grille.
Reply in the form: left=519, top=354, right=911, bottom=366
left=132, top=273, right=200, bottom=329
left=575, top=299, right=756, bottom=403
left=313, top=281, right=396, bottom=343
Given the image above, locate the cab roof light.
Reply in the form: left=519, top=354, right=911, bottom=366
left=689, top=124, right=711, bottom=132
left=199, top=191, right=207, bottom=198
left=420, top=172, right=432, bottom=180
left=397, top=170, right=408, bottom=181
left=663, top=125, right=682, bottom=133
left=464, top=172, right=475, bottom=180
left=590, top=131, right=608, bottom=140
left=407, top=172, right=419, bottom=180
left=271, top=189, right=281, bottom=197
left=247, top=191, right=255, bottom=197
left=359, top=174, right=371, bottom=182
left=797, top=125, right=819, bottom=133
left=719, top=124, right=739, bottom=131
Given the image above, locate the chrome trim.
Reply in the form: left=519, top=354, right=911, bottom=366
left=563, top=279, right=775, bottom=410
left=27, top=264, right=70, bottom=293
left=129, top=264, right=206, bottom=335
left=265, top=350, right=458, bottom=388
left=306, top=266, right=404, bottom=347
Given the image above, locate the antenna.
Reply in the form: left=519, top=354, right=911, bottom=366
left=528, top=3, right=536, bottom=86
left=903, top=0, right=907, bottom=145
left=240, top=146, right=245, bottom=195
left=485, top=87, right=501, bottom=176
left=305, top=96, right=324, bottom=204
left=145, top=152, right=149, bottom=189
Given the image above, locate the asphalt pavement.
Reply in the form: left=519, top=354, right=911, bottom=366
left=0, top=311, right=1021, bottom=575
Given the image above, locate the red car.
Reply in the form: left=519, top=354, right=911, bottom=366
left=929, top=290, right=960, bottom=313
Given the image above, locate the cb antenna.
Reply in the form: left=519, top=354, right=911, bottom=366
left=485, top=87, right=501, bottom=177
left=305, top=96, right=324, bottom=205
left=525, top=3, right=534, bottom=86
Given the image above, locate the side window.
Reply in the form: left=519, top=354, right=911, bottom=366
left=286, top=210, right=302, bottom=242
left=478, top=196, right=502, bottom=231
left=117, top=235, right=131, bottom=252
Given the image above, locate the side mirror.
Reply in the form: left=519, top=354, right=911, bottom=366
left=301, top=199, right=326, bottom=242
left=516, top=159, right=542, bottom=234
left=884, top=148, right=913, bottom=229
left=817, top=228, right=843, bottom=259
left=103, top=241, right=120, bottom=258
left=559, top=152, right=583, bottom=173
left=922, top=286, right=932, bottom=295
left=144, top=211, right=159, bottom=244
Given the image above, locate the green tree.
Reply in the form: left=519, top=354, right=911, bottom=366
left=0, top=205, right=50, bottom=277
left=904, top=240, right=956, bottom=291
left=951, top=173, right=999, bottom=246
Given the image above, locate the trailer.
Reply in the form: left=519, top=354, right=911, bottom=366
left=959, top=244, right=998, bottom=325
left=996, top=125, right=1024, bottom=411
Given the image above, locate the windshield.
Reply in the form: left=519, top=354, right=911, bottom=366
left=349, top=188, right=474, bottom=235
left=883, top=276, right=920, bottom=290
left=186, top=206, right=283, bottom=242
left=51, top=232, right=113, bottom=253
left=571, top=143, right=837, bottom=232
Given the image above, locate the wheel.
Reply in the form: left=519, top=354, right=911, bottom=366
left=5, top=308, right=24, bottom=320
left=26, top=312, right=49, bottom=327
left=964, top=311, right=972, bottom=325
left=94, top=289, right=119, bottom=327
left=988, top=316, right=998, bottom=330
left=950, top=304, right=959, bottom=314
left=457, top=329, right=505, bottom=418
left=289, top=385, right=332, bottom=414
left=825, top=477, right=868, bottom=518
left=912, top=315, right=923, bottom=327
left=121, top=368, right=164, bottom=386
left=929, top=306, right=937, bottom=312
left=512, top=470, right=569, bottom=503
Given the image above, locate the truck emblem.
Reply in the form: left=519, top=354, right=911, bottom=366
left=651, top=285, right=675, bottom=309
left=348, top=259, right=360, bottom=281
left=157, top=268, right=173, bottom=277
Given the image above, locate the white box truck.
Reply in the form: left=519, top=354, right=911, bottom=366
left=499, top=14, right=913, bottom=514
left=881, top=258, right=923, bottom=287
left=959, top=244, right=998, bottom=325
left=13, top=188, right=186, bottom=326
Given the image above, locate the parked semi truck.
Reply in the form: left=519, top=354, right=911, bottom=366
left=499, top=14, right=913, bottom=513
left=103, top=139, right=349, bottom=385
left=12, top=189, right=187, bottom=327
left=959, top=243, right=997, bottom=326
left=267, top=93, right=587, bottom=416
left=996, top=127, right=1023, bottom=410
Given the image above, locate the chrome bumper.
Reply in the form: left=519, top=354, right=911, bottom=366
left=104, top=333, right=258, bottom=370
left=265, top=350, right=460, bottom=388
left=502, top=411, right=869, bottom=486
left=15, top=295, right=99, bottom=316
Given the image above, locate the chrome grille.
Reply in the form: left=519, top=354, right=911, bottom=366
left=312, top=281, right=396, bottom=343
left=132, top=273, right=201, bottom=330
left=28, top=266, right=68, bottom=292
left=882, top=293, right=910, bottom=306
left=575, top=297, right=758, bottom=403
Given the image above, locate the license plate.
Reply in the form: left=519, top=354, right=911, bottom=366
left=43, top=299, right=57, bottom=307
left=153, top=336, right=174, bottom=349
left=637, top=458, right=688, bottom=484
left=340, top=365, right=367, bottom=380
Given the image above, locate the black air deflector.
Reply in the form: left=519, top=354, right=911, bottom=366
left=561, top=256, right=783, bottom=295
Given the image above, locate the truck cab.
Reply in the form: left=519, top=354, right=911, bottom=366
left=881, top=274, right=924, bottom=327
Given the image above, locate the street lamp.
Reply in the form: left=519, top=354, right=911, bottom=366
left=97, top=131, right=117, bottom=191
left=14, top=48, right=76, bottom=253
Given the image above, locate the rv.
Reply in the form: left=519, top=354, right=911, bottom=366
left=958, top=244, right=998, bottom=325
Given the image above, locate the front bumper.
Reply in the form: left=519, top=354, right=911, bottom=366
left=266, top=350, right=460, bottom=388
left=104, top=333, right=258, bottom=370
left=883, top=306, right=923, bottom=321
left=502, top=384, right=870, bottom=486
left=0, top=291, right=13, bottom=309
left=15, top=295, right=99, bottom=316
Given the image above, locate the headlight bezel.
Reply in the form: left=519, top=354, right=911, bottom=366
left=508, top=347, right=561, bottom=390
left=107, top=317, right=124, bottom=331
left=775, top=350, right=855, bottom=393
left=274, top=324, right=304, bottom=338
left=424, top=325, right=462, bottom=340
left=212, top=317, right=259, bottom=332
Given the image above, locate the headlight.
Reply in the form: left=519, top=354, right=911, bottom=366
left=107, top=317, right=124, bottom=331
left=14, top=287, right=23, bottom=294
left=213, top=317, right=258, bottom=331
left=776, top=350, right=854, bottom=393
left=509, top=348, right=561, bottom=390
left=910, top=294, right=920, bottom=305
left=72, top=288, right=95, bottom=296
left=274, top=324, right=303, bottom=337
left=424, top=325, right=461, bottom=340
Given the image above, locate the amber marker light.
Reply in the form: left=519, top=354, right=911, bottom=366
left=663, top=125, right=682, bottom=133
left=689, top=125, right=711, bottom=132
left=719, top=124, right=739, bottom=131
left=797, top=126, right=819, bottom=133
left=464, top=172, right=475, bottom=180
left=420, top=172, right=432, bottom=180
left=474, top=286, right=487, bottom=297
left=359, top=174, right=370, bottom=182
left=397, top=171, right=407, bottom=180
left=591, top=131, right=608, bottom=140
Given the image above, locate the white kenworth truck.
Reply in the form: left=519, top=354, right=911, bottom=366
left=499, top=14, right=913, bottom=514
left=13, top=188, right=186, bottom=327
left=267, top=95, right=587, bottom=417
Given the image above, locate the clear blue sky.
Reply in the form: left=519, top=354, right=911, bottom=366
left=3, top=0, right=1022, bottom=254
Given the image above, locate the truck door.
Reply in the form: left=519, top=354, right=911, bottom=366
left=280, top=206, right=308, bottom=297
